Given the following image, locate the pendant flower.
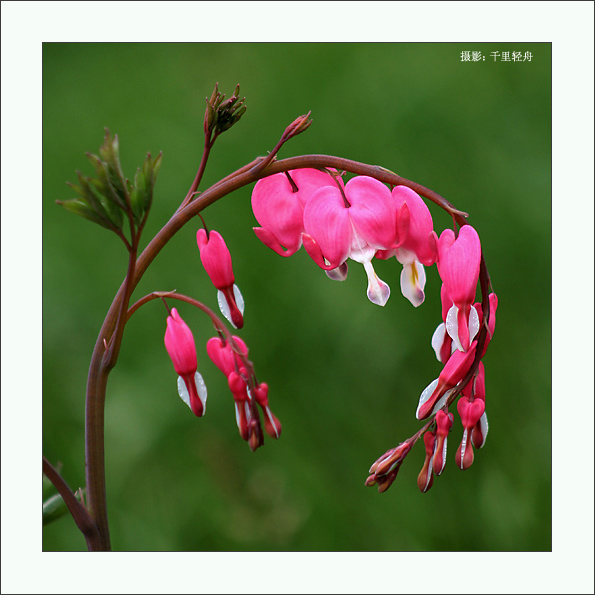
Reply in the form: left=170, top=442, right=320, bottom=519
left=196, top=228, right=244, bottom=329
left=376, top=185, right=438, bottom=307
left=302, top=176, right=396, bottom=306
left=164, top=308, right=207, bottom=417
left=251, top=168, right=339, bottom=257
left=437, top=225, right=481, bottom=351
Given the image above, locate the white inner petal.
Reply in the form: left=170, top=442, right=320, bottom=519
left=395, top=247, right=416, bottom=266
left=468, top=305, right=480, bottom=343
left=446, top=304, right=480, bottom=351
left=326, top=261, right=348, bottom=281
left=400, top=261, right=426, bottom=307
left=177, top=376, right=191, bottom=409
left=363, top=260, right=390, bottom=306
left=446, top=305, right=463, bottom=352
left=433, top=436, right=448, bottom=476
left=233, top=284, right=245, bottom=315
left=477, top=412, right=489, bottom=448
left=416, top=378, right=439, bottom=420
left=194, top=371, right=207, bottom=413
left=234, top=402, right=241, bottom=430
left=217, top=290, right=231, bottom=325
left=265, top=406, right=280, bottom=438
left=348, top=220, right=375, bottom=264
left=218, top=285, right=245, bottom=328
left=459, top=428, right=468, bottom=469
left=431, top=323, right=447, bottom=362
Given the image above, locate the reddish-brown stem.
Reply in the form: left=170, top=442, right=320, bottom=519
left=178, top=135, right=215, bottom=212
left=43, top=457, right=100, bottom=550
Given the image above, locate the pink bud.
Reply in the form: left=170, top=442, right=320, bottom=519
left=457, top=397, right=485, bottom=430
left=196, top=229, right=234, bottom=290
left=369, top=442, right=411, bottom=477
left=432, top=410, right=454, bottom=475
left=206, top=336, right=248, bottom=377
left=416, top=343, right=477, bottom=420
left=164, top=308, right=197, bottom=376
left=471, top=412, right=489, bottom=449
left=417, top=431, right=436, bottom=493
left=164, top=308, right=206, bottom=417
left=455, top=397, right=485, bottom=471
left=455, top=432, right=475, bottom=470
left=197, top=229, right=244, bottom=329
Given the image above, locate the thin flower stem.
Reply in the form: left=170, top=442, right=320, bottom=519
left=178, top=135, right=215, bottom=213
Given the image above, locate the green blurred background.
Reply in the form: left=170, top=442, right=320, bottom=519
left=42, top=43, right=551, bottom=551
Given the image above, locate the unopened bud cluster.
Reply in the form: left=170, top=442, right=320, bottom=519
left=204, top=83, right=247, bottom=139
left=163, top=223, right=280, bottom=451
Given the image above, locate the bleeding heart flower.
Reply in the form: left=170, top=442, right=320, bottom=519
left=251, top=168, right=339, bottom=257
left=302, top=176, right=396, bottom=306
left=164, top=308, right=207, bottom=417
left=197, top=228, right=244, bottom=329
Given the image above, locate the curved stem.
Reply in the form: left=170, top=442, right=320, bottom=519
left=82, top=150, right=490, bottom=550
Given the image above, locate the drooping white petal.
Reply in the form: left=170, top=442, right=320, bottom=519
left=446, top=304, right=481, bottom=351
left=468, top=305, right=480, bottom=343
left=233, top=284, right=245, bottom=315
left=435, top=437, right=448, bottom=475
left=234, top=402, right=241, bottom=430
left=476, top=411, right=489, bottom=448
left=326, top=261, right=348, bottom=281
left=217, top=284, right=245, bottom=329
left=363, top=260, right=390, bottom=306
left=400, top=260, right=426, bottom=307
left=445, top=305, right=461, bottom=351
left=177, top=376, right=191, bottom=409
left=217, top=290, right=230, bottom=324
left=416, top=378, right=439, bottom=420
left=458, top=428, right=469, bottom=470
left=431, top=323, right=447, bottom=362
left=177, top=371, right=207, bottom=413
left=265, top=406, right=281, bottom=439
left=194, top=371, right=208, bottom=412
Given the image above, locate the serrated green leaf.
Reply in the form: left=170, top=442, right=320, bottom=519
left=130, top=166, right=147, bottom=224
left=76, top=173, right=123, bottom=230
left=87, top=153, right=127, bottom=210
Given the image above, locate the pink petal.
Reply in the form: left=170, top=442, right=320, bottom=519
left=344, top=176, right=396, bottom=251
left=437, top=226, right=481, bottom=308
left=302, top=186, right=352, bottom=268
left=391, top=186, right=437, bottom=265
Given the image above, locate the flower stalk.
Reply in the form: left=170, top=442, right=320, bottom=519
left=68, top=109, right=493, bottom=549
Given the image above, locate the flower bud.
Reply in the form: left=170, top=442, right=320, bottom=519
left=417, top=431, right=436, bottom=493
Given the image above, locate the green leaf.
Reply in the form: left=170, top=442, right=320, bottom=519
left=129, top=152, right=162, bottom=224
left=86, top=152, right=127, bottom=210
left=43, top=492, right=69, bottom=526
left=76, top=173, right=124, bottom=230
left=56, top=199, right=116, bottom=231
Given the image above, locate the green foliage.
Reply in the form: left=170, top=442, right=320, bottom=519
left=57, top=129, right=161, bottom=235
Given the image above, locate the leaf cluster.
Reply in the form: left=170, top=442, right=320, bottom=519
left=57, top=129, right=162, bottom=237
